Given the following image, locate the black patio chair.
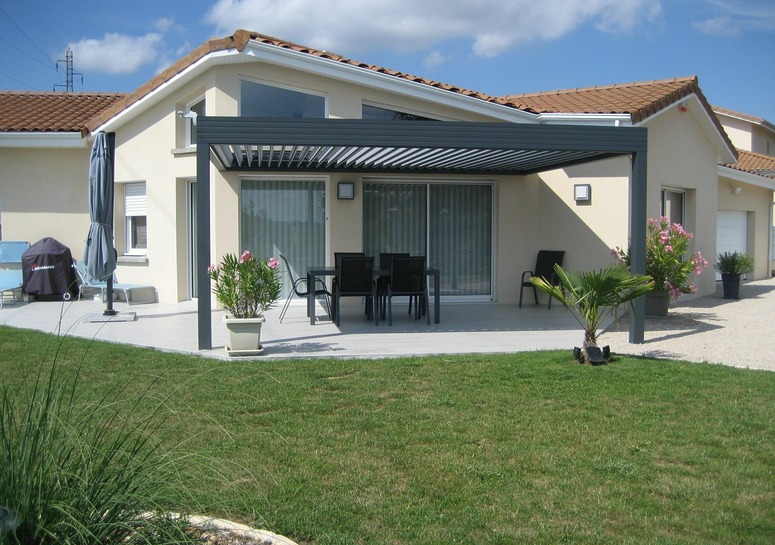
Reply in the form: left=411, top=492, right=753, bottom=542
left=333, top=252, right=367, bottom=319
left=377, top=252, right=409, bottom=319
left=333, top=256, right=377, bottom=326
left=386, top=256, right=429, bottom=326
left=519, top=250, right=565, bottom=309
left=278, top=254, right=332, bottom=323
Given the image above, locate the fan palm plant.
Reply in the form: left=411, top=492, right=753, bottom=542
left=531, top=264, right=654, bottom=362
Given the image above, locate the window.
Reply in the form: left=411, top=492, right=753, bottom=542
left=362, top=104, right=433, bottom=121
left=185, top=97, right=205, bottom=147
left=240, top=179, right=326, bottom=297
left=240, top=80, right=325, bottom=118
left=661, top=189, right=685, bottom=226
left=124, top=182, right=147, bottom=254
left=363, top=181, right=493, bottom=297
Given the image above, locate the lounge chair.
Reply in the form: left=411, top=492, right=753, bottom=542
left=0, top=241, right=30, bottom=308
left=278, top=253, right=332, bottom=323
left=73, top=260, right=158, bottom=305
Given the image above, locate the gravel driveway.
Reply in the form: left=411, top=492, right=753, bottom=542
left=603, top=278, right=775, bottom=371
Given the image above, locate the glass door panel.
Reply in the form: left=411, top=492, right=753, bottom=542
left=241, top=179, right=326, bottom=297
left=363, top=181, right=492, bottom=297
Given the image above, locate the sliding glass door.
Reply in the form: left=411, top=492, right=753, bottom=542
left=363, top=180, right=492, bottom=297
left=241, top=179, right=326, bottom=296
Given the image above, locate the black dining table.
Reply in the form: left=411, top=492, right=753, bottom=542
left=306, top=266, right=440, bottom=325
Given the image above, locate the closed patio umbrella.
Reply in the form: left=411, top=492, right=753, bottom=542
left=83, top=131, right=117, bottom=316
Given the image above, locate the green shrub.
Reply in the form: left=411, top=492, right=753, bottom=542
left=714, top=251, right=754, bottom=275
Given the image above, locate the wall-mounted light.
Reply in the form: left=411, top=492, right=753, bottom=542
left=574, top=184, right=591, bottom=202
left=337, top=181, right=355, bottom=200
left=733, top=186, right=743, bottom=195
left=176, top=110, right=197, bottom=125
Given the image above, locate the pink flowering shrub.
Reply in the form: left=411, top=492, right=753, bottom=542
left=208, top=250, right=282, bottom=318
left=612, top=217, right=708, bottom=299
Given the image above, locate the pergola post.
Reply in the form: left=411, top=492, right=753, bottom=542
left=196, top=132, right=212, bottom=350
left=629, top=148, right=648, bottom=344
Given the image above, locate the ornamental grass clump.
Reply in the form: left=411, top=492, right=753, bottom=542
left=613, top=217, right=707, bottom=299
left=208, top=250, right=282, bottom=319
left=0, top=359, right=196, bottom=545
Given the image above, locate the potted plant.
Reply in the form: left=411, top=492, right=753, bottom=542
left=208, top=250, right=282, bottom=355
left=714, top=251, right=754, bottom=300
left=531, top=263, right=654, bottom=364
left=613, top=217, right=708, bottom=316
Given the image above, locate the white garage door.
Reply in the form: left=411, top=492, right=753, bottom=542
left=716, top=211, right=748, bottom=279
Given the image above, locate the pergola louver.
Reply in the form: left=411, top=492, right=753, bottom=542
left=196, top=117, right=649, bottom=350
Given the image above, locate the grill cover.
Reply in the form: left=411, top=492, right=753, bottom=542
left=22, top=237, right=78, bottom=298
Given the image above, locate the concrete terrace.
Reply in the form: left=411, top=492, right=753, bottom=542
left=0, top=297, right=590, bottom=360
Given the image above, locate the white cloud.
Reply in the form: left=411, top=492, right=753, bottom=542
left=68, top=33, right=164, bottom=75
left=205, top=0, right=662, bottom=58
left=422, top=51, right=445, bottom=68
left=694, top=0, right=775, bottom=35
left=152, top=17, right=176, bottom=32
left=692, top=16, right=741, bottom=37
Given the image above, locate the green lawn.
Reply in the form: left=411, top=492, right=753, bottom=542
left=1, top=325, right=773, bottom=545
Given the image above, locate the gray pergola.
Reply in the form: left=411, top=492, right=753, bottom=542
left=196, top=118, right=648, bottom=350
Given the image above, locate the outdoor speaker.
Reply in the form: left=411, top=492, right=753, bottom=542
left=584, top=346, right=605, bottom=365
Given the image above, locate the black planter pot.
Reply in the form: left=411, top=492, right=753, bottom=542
left=721, top=273, right=741, bottom=299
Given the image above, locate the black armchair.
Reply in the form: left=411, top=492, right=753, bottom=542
left=333, top=256, right=378, bottom=326
left=519, top=250, right=565, bottom=309
left=386, top=256, right=429, bottom=326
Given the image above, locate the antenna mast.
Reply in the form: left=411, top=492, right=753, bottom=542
left=54, top=48, right=83, bottom=92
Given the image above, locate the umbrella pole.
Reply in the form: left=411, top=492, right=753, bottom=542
left=104, top=276, right=117, bottom=316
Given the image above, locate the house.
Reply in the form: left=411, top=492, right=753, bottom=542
left=1, top=29, right=772, bottom=349
left=712, top=107, right=775, bottom=277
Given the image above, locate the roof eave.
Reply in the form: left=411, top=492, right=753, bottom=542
left=536, top=112, right=633, bottom=126
left=718, top=164, right=775, bottom=190
left=0, top=132, right=87, bottom=148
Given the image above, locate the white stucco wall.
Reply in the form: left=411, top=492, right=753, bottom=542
left=0, top=147, right=91, bottom=254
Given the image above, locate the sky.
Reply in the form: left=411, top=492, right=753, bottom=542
left=1, top=0, right=774, bottom=122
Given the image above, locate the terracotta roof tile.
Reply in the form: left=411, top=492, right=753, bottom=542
left=713, top=106, right=766, bottom=124
left=503, top=77, right=703, bottom=123
left=0, top=91, right=125, bottom=133
left=723, top=149, right=775, bottom=178
left=504, top=76, right=736, bottom=155
left=85, top=29, right=528, bottom=131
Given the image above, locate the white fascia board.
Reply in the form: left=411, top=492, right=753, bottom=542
left=243, top=41, right=540, bottom=124
left=0, top=132, right=86, bottom=148
left=637, top=94, right=737, bottom=164
left=718, top=165, right=775, bottom=191
left=93, top=50, right=240, bottom=134
left=536, top=112, right=633, bottom=126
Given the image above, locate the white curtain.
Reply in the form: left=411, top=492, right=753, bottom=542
left=241, top=179, right=326, bottom=296
left=363, top=181, right=492, bottom=297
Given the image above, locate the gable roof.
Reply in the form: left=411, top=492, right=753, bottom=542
left=0, top=91, right=125, bottom=133
left=85, top=29, right=529, bottom=132
left=504, top=76, right=736, bottom=160
left=724, top=149, right=775, bottom=178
